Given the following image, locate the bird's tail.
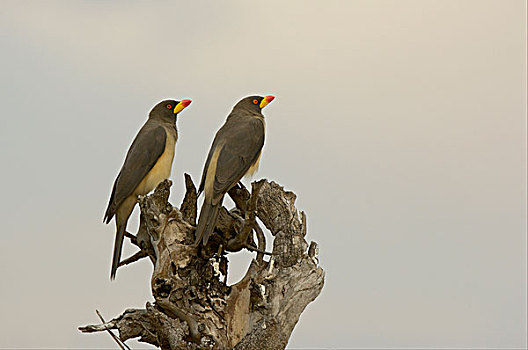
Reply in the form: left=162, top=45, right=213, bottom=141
left=110, top=223, right=125, bottom=280
left=194, top=201, right=221, bottom=246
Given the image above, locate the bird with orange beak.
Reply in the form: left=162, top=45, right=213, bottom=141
left=104, top=98, right=192, bottom=279
left=195, top=95, right=275, bottom=246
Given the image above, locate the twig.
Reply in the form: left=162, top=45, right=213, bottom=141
left=156, top=298, right=201, bottom=344
left=95, top=310, right=130, bottom=350
left=118, top=250, right=148, bottom=267
left=78, top=320, right=117, bottom=333
left=253, top=221, right=267, bottom=263
left=124, top=231, right=138, bottom=247
left=244, top=243, right=273, bottom=256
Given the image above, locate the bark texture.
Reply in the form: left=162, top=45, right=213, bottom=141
left=80, top=175, right=325, bottom=349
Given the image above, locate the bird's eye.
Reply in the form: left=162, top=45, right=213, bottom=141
left=166, top=104, right=172, bottom=109
left=252, top=99, right=259, bottom=105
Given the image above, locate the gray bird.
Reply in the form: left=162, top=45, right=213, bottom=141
left=195, top=95, right=275, bottom=246
left=104, top=99, right=192, bottom=279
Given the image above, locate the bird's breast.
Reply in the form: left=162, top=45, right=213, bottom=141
left=244, top=151, right=262, bottom=179
left=135, top=129, right=176, bottom=196
left=244, top=117, right=265, bottom=178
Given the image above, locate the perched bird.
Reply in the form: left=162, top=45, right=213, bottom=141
left=195, top=95, right=275, bottom=246
left=104, top=99, right=192, bottom=279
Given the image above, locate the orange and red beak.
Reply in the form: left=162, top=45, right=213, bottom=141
left=260, top=95, right=275, bottom=109
left=174, top=99, right=192, bottom=114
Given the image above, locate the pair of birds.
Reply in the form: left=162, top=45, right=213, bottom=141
left=103, top=95, right=275, bottom=279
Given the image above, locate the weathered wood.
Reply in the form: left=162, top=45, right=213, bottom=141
left=80, top=177, right=325, bottom=349
left=227, top=182, right=250, bottom=214
left=225, top=180, right=265, bottom=252
left=180, top=173, right=197, bottom=226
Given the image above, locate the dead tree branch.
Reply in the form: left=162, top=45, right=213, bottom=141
left=80, top=175, right=325, bottom=349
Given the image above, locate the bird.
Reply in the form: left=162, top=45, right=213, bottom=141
left=103, top=98, right=192, bottom=279
left=194, top=95, right=275, bottom=246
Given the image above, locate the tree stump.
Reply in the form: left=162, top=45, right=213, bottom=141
left=80, top=175, right=325, bottom=349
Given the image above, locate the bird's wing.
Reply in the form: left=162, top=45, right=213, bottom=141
left=104, top=123, right=167, bottom=222
left=210, top=118, right=264, bottom=203
left=198, top=133, right=219, bottom=196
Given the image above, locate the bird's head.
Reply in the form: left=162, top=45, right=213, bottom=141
left=233, top=95, right=275, bottom=114
left=150, top=99, right=192, bottom=120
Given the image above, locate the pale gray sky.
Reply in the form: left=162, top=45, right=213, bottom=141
left=0, top=0, right=526, bottom=348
